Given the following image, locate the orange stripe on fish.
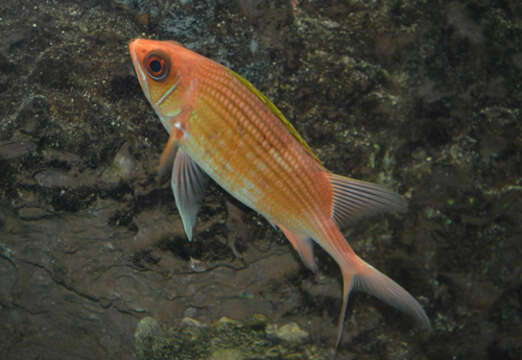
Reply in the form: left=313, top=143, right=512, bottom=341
left=129, top=39, right=430, bottom=354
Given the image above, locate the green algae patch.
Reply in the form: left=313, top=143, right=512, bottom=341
left=134, top=315, right=329, bottom=360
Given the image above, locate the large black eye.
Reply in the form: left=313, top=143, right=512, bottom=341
left=144, top=52, right=169, bottom=81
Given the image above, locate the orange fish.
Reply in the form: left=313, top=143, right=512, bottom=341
left=129, top=39, right=430, bottom=352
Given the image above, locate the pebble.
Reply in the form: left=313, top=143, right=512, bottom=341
left=266, top=322, right=309, bottom=344
left=101, top=143, right=136, bottom=184
left=0, top=140, right=35, bottom=160
left=35, top=169, right=77, bottom=188
left=17, top=207, right=51, bottom=220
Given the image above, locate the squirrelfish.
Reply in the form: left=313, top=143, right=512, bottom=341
left=129, top=39, right=430, bottom=352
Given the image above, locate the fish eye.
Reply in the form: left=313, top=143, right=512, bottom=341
left=144, top=52, right=169, bottom=81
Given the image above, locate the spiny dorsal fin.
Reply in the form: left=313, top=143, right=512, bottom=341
left=228, top=69, right=320, bottom=162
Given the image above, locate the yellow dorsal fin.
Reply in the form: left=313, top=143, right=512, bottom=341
left=228, top=69, right=320, bottom=162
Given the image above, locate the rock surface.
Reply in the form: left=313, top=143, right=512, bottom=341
left=0, top=0, right=520, bottom=359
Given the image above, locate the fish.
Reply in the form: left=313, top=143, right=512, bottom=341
left=129, top=38, right=431, bottom=353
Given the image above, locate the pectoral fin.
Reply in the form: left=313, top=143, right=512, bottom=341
left=158, top=107, right=190, bottom=184
left=158, top=130, right=178, bottom=185
left=171, top=148, right=208, bottom=241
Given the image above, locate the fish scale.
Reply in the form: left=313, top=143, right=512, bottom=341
left=189, top=100, right=311, bottom=227
left=129, top=39, right=431, bottom=355
left=190, top=72, right=323, bottom=226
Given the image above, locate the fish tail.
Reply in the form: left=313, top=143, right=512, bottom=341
left=314, top=172, right=430, bottom=352
left=320, top=223, right=431, bottom=353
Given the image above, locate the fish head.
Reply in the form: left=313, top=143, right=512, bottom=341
left=129, top=39, right=197, bottom=130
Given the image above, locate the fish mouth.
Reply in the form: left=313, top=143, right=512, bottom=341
left=129, top=39, right=151, bottom=102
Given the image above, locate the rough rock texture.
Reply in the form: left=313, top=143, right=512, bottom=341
left=0, top=0, right=520, bottom=359
left=134, top=315, right=328, bottom=359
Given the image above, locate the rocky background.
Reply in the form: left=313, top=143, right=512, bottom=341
left=0, top=0, right=520, bottom=359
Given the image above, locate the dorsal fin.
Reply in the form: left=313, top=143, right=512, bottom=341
left=227, top=69, right=320, bottom=162
left=326, top=172, right=408, bottom=228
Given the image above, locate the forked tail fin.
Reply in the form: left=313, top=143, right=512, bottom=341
left=331, top=228, right=431, bottom=353
left=316, top=172, right=429, bottom=353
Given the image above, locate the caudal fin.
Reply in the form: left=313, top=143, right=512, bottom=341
left=316, top=172, right=428, bottom=351
left=335, top=247, right=431, bottom=351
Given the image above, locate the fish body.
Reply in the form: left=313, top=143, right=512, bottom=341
left=129, top=39, right=430, bottom=352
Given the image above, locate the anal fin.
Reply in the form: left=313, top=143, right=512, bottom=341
left=279, top=225, right=317, bottom=273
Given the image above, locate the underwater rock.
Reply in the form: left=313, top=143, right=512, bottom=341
left=1, top=0, right=521, bottom=359
left=208, top=348, right=244, bottom=360
left=17, top=207, right=52, bottom=220
left=133, top=315, right=328, bottom=360
left=266, top=322, right=309, bottom=344
left=180, top=317, right=206, bottom=340
left=135, top=316, right=162, bottom=360
left=0, top=140, right=35, bottom=160
left=34, top=169, right=80, bottom=189
left=135, top=317, right=161, bottom=339
left=101, top=142, right=137, bottom=185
